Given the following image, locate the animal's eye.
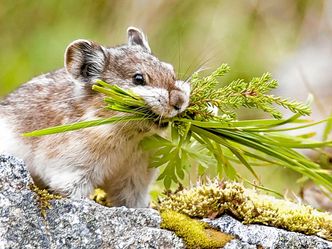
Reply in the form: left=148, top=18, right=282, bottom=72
left=133, top=73, right=145, bottom=86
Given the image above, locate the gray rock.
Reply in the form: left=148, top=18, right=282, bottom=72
left=0, top=155, right=184, bottom=249
left=1, top=154, right=332, bottom=249
left=206, top=214, right=332, bottom=249
left=223, top=240, right=256, bottom=249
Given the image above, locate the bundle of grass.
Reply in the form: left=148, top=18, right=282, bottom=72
left=24, top=64, right=332, bottom=192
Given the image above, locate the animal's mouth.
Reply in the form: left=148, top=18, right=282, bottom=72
left=142, top=108, right=170, bottom=129
left=153, top=119, right=169, bottom=129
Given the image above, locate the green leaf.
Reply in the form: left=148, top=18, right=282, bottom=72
left=163, top=176, right=172, bottom=189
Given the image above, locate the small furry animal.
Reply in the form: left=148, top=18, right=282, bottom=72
left=0, top=27, right=190, bottom=207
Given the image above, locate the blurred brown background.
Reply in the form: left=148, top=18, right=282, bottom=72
left=1, top=0, right=331, bottom=194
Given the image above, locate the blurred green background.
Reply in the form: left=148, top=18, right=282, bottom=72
left=1, top=0, right=331, bottom=195
left=0, top=0, right=325, bottom=96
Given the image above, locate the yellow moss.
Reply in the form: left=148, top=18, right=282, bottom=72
left=158, top=181, right=332, bottom=241
left=29, top=183, right=62, bottom=218
left=90, top=188, right=112, bottom=207
left=161, top=210, right=233, bottom=248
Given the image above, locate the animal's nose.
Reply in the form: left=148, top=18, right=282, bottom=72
left=169, top=89, right=185, bottom=112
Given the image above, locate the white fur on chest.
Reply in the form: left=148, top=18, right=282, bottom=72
left=36, top=123, right=152, bottom=200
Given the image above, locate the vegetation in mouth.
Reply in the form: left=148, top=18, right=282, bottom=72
left=155, top=120, right=169, bottom=128
left=24, top=64, right=332, bottom=193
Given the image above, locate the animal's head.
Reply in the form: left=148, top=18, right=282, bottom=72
left=65, top=27, right=190, bottom=119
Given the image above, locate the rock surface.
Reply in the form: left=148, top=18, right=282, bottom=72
left=0, top=154, right=332, bottom=249
left=208, top=215, right=332, bottom=249
left=0, top=155, right=184, bottom=249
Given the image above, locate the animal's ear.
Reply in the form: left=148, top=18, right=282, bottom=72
left=65, top=39, right=106, bottom=83
left=127, top=27, right=151, bottom=53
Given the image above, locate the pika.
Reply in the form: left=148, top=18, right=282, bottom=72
left=0, top=27, right=190, bottom=207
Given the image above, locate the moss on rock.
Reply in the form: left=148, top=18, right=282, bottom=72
left=158, top=181, right=332, bottom=241
left=29, top=183, right=62, bottom=218
left=90, top=188, right=112, bottom=207
left=161, top=210, right=233, bottom=248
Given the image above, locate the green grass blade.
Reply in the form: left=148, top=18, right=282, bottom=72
left=23, top=116, right=145, bottom=136
left=191, top=126, right=259, bottom=179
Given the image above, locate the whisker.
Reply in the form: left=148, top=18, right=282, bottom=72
left=184, top=65, right=211, bottom=84
left=181, top=49, right=214, bottom=81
